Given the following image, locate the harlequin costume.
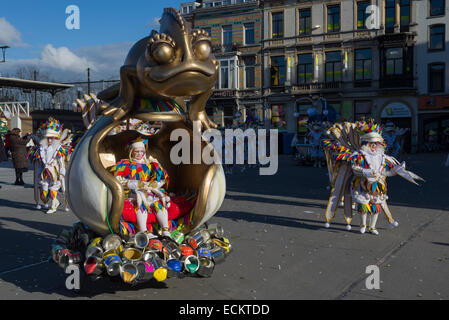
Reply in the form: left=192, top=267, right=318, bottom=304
left=322, top=121, right=424, bottom=235
left=0, top=119, right=7, bottom=136
left=28, top=118, right=73, bottom=213
left=111, top=132, right=173, bottom=238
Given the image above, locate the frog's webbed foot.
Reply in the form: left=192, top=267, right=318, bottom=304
left=188, top=88, right=218, bottom=132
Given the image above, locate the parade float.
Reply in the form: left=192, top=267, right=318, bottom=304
left=51, top=8, right=230, bottom=285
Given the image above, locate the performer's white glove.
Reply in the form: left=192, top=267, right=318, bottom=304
left=127, top=180, right=139, bottom=190
left=165, top=196, right=171, bottom=208
left=392, top=162, right=406, bottom=173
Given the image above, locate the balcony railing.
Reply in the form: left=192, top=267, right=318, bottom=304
left=286, top=78, right=415, bottom=93
left=211, top=89, right=238, bottom=99
left=212, top=43, right=240, bottom=53
left=292, top=81, right=343, bottom=92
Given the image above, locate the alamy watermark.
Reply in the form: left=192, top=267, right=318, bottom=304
left=65, top=264, right=80, bottom=290
left=365, top=265, right=380, bottom=290
left=66, top=5, right=80, bottom=30
left=365, top=5, right=380, bottom=30
left=169, top=121, right=279, bottom=176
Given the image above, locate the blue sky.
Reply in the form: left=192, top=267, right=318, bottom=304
left=0, top=0, right=185, bottom=81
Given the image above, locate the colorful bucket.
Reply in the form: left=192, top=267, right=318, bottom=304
left=84, top=256, right=104, bottom=276
left=104, top=249, right=121, bottom=276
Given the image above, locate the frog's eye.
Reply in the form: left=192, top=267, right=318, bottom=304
left=194, top=41, right=211, bottom=61
left=147, top=33, right=176, bottom=64
left=152, top=43, right=175, bottom=64
left=192, top=29, right=212, bottom=61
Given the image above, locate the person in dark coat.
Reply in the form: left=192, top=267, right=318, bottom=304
left=9, top=128, right=32, bottom=185
left=0, top=133, right=7, bottom=189
left=0, top=136, right=7, bottom=163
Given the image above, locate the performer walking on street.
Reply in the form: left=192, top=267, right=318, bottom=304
left=28, top=118, right=73, bottom=213
left=322, top=120, right=424, bottom=235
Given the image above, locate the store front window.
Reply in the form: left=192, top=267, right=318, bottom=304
left=271, top=56, right=285, bottom=86
left=296, top=103, right=312, bottom=135
left=271, top=104, right=286, bottom=130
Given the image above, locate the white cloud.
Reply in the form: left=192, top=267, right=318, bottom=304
left=147, top=17, right=161, bottom=30
left=0, top=42, right=133, bottom=82
left=40, top=44, right=94, bottom=73
left=73, top=42, right=133, bottom=78
left=0, top=17, right=27, bottom=48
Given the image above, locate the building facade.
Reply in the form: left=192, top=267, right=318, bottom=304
left=181, top=0, right=263, bottom=127
left=261, top=0, right=420, bottom=152
left=415, top=0, right=449, bottom=151
left=179, top=0, right=449, bottom=152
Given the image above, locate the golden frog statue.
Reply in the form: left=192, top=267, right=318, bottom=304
left=66, top=8, right=225, bottom=236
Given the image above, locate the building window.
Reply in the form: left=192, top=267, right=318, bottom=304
left=297, top=53, right=313, bottom=84
left=400, top=0, right=411, bottom=27
left=220, top=60, right=229, bottom=89
left=222, top=25, right=232, bottom=45
left=354, top=48, right=372, bottom=80
left=222, top=25, right=232, bottom=51
left=357, top=1, right=370, bottom=30
left=428, top=63, right=445, bottom=92
left=385, top=0, right=396, bottom=30
left=271, top=56, right=285, bottom=86
left=272, top=12, right=284, bottom=38
left=271, top=105, right=286, bottom=130
left=218, top=58, right=237, bottom=89
left=385, top=48, right=403, bottom=75
left=244, top=23, right=255, bottom=45
left=354, top=101, right=372, bottom=121
left=327, top=5, right=340, bottom=33
left=244, top=56, right=256, bottom=88
left=429, top=24, right=445, bottom=50
left=296, top=102, right=312, bottom=134
left=299, top=8, right=312, bottom=35
left=325, top=51, right=342, bottom=82
left=429, top=0, right=445, bottom=16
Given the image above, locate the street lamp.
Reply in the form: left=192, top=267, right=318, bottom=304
left=0, top=46, right=9, bottom=63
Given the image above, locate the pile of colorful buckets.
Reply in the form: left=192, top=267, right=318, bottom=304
left=51, top=222, right=231, bottom=285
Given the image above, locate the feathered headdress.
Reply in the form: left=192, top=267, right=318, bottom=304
left=42, top=117, right=62, bottom=139
left=127, top=136, right=148, bottom=151
left=356, top=121, right=384, bottom=144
